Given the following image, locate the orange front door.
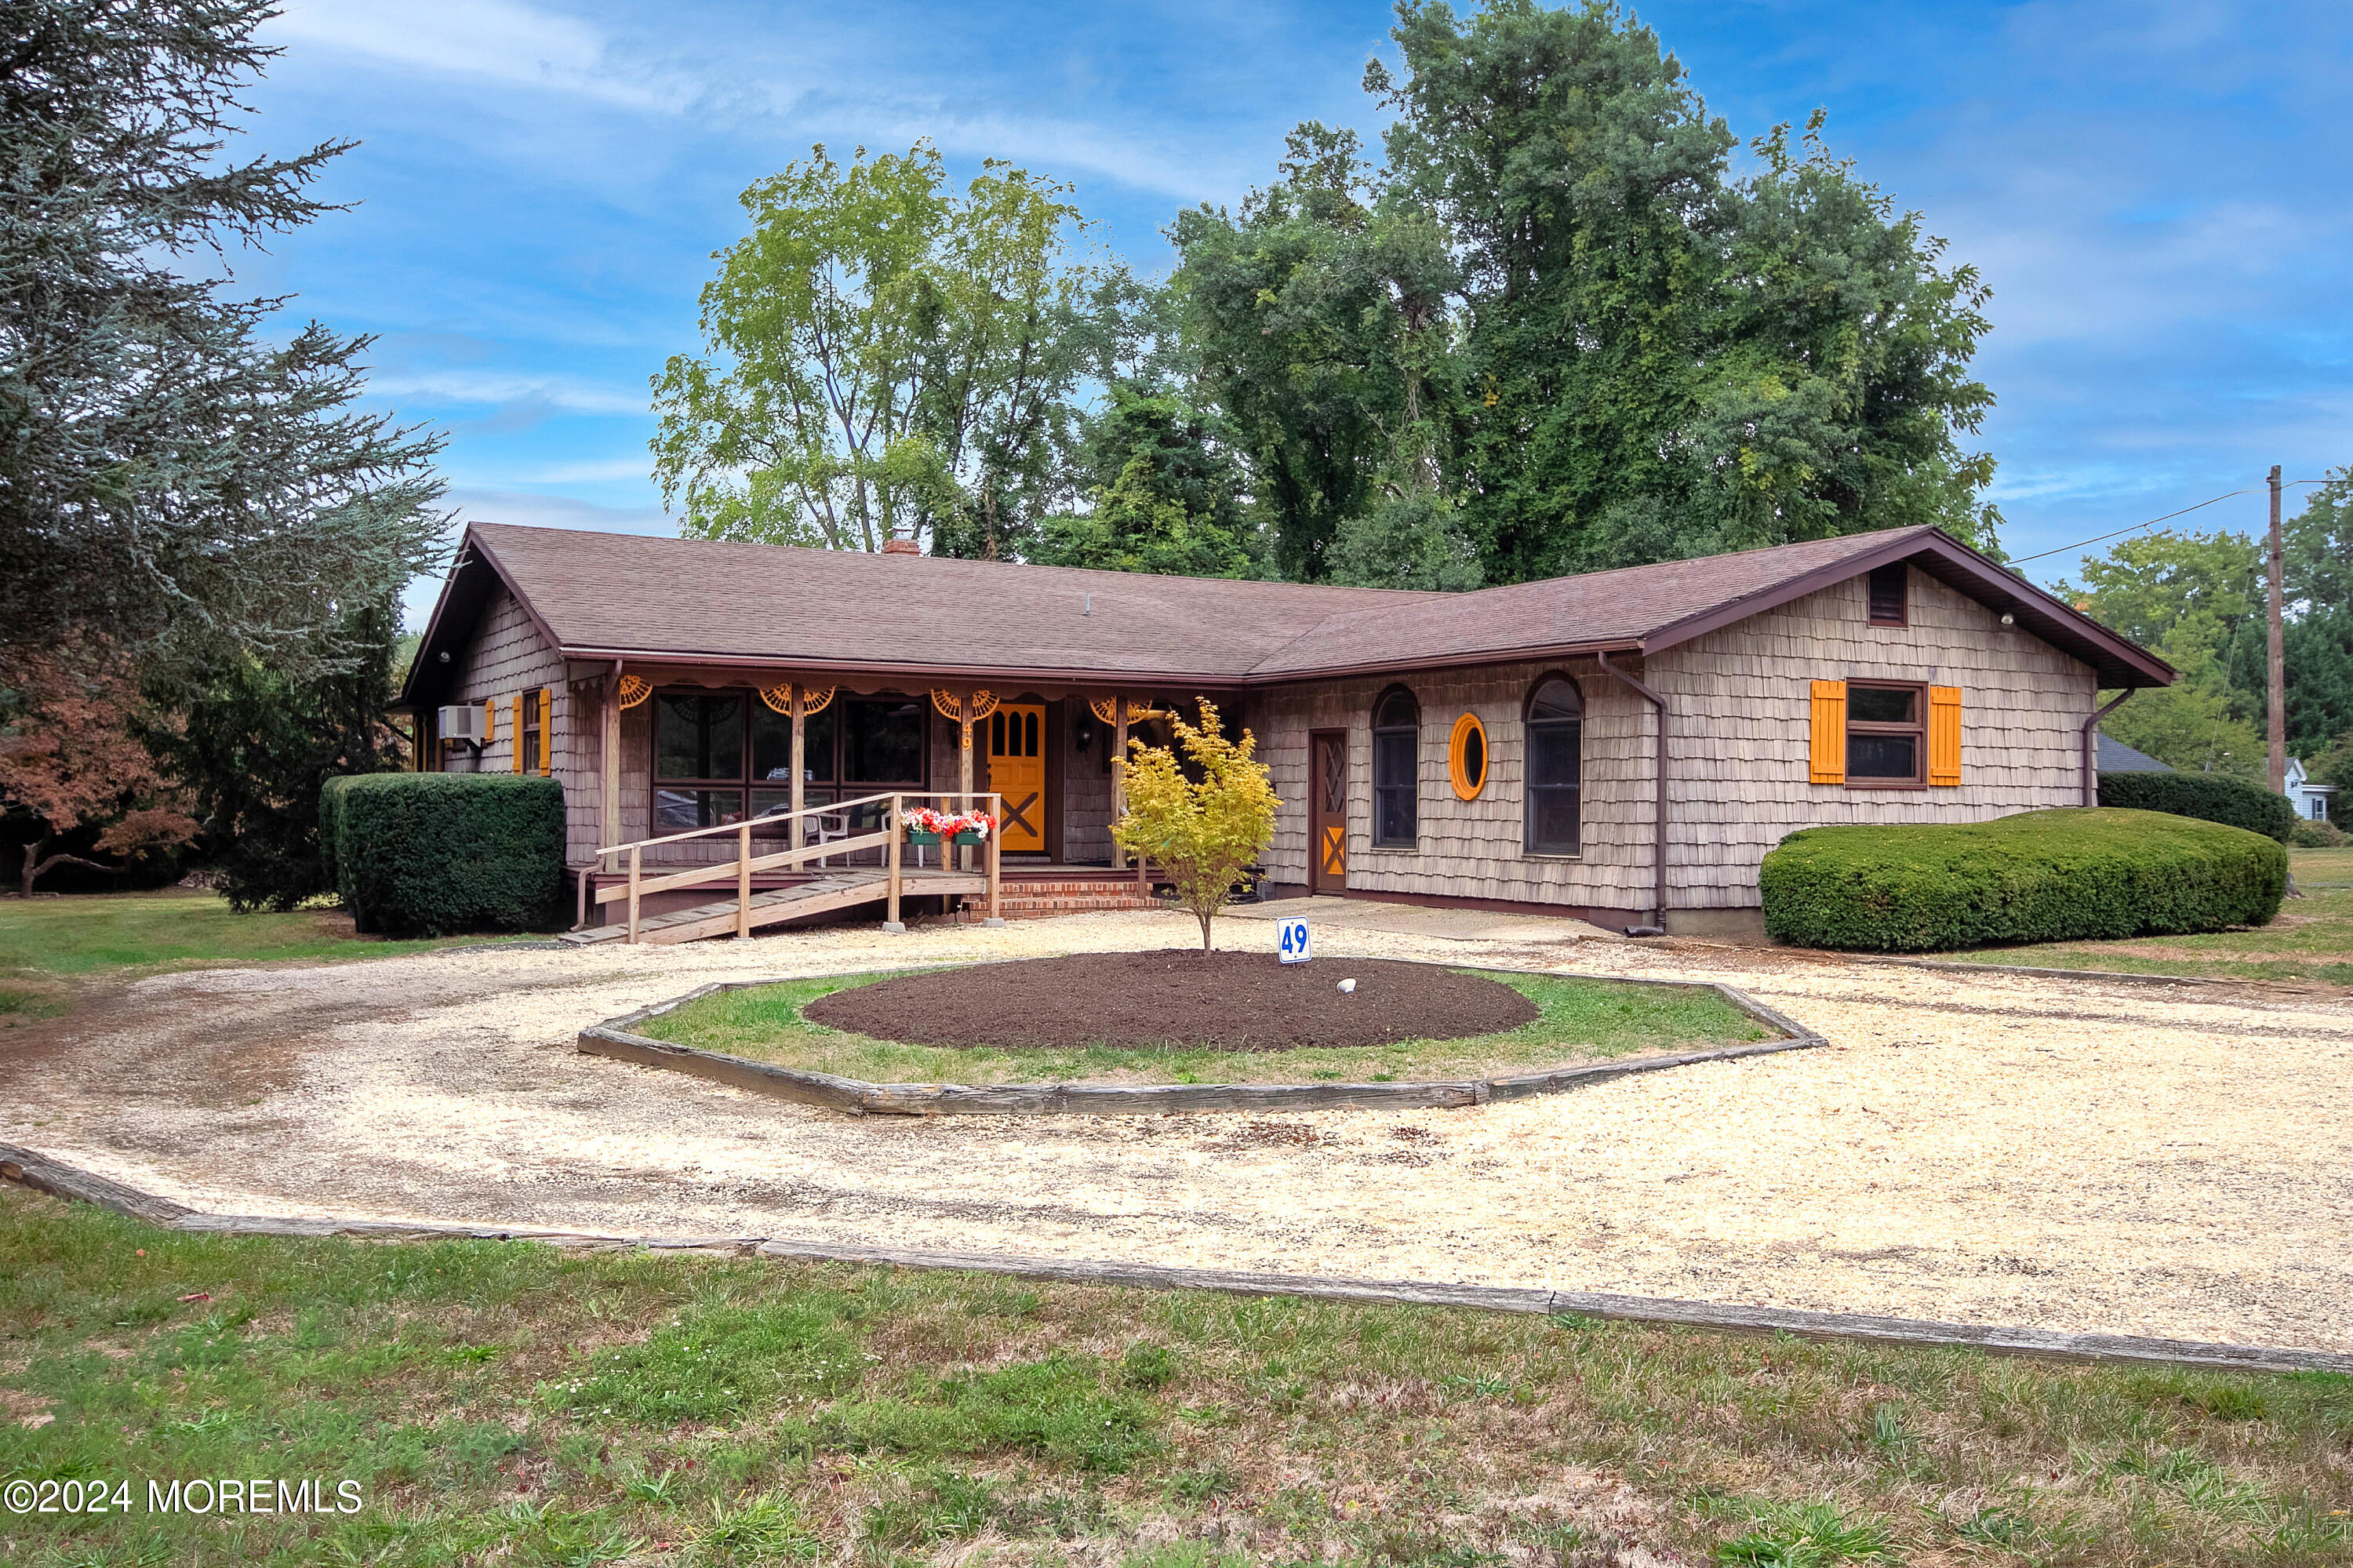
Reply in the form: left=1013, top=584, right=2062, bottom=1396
left=1309, top=730, right=1347, bottom=892
left=988, top=704, right=1046, bottom=852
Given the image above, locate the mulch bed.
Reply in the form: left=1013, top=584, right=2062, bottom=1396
left=800, top=950, right=1540, bottom=1052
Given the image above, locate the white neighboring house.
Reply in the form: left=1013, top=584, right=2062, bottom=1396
left=2286, top=758, right=2338, bottom=824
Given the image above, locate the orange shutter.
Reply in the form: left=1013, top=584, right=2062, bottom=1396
left=1928, top=686, right=1962, bottom=785
left=539, top=687, right=554, bottom=776
left=1809, top=679, right=1847, bottom=784
left=511, top=693, right=525, bottom=773
left=482, top=698, right=495, bottom=744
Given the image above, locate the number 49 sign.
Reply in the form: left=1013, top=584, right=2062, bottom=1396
left=1277, top=916, right=1312, bottom=964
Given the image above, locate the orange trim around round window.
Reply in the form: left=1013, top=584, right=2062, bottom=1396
left=1447, top=712, right=1488, bottom=800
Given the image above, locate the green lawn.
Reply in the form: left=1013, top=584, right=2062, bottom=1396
left=635, top=968, right=1770, bottom=1086
left=0, top=890, right=525, bottom=1026
left=2, top=1186, right=2348, bottom=1566
left=1949, top=847, right=2353, bottom=985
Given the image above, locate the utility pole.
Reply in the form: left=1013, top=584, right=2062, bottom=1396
left=2268, top=464, right=2286, bottom=795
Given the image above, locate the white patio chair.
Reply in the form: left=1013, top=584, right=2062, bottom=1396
left=811, top=808, right=851, bottom=868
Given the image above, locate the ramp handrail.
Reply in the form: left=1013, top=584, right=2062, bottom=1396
left=591, top=791, right=1002, bottom=944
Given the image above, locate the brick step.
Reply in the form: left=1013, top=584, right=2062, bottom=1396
left=995, top=893, right=1162, bottom=919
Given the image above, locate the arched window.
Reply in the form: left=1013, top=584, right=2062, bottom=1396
left=1372, top=685, right=1419, bottom=848
left=1525, top=675, right=1584, bottom=856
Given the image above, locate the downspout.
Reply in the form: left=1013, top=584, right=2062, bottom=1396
left=2082, top=689, right=2134, bottom=807
left=1598, top=652, right=1668, bottom=934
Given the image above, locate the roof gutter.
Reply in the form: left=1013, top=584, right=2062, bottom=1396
left=551, top=646, right=1261, bottom=691
left=2082, top=690, right=2135, bottom=807
left=1598, top=651, right=1669, bottom=933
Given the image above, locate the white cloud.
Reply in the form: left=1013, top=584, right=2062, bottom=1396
left=367, top=368, right=646, bottom=415
left=264, top=0, right=686, bottom=112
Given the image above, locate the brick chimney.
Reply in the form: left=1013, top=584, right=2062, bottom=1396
left=880, top=535, right=920, bottom=555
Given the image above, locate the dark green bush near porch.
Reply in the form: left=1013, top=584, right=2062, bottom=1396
left=322, top=774, right=566, bottom=936
left=2096, top=769, right=2298, bottom=842
left=1758, top=808, right=2286, bottom=952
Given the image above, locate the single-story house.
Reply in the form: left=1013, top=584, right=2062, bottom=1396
left=2287, top=757, right=2337, bottom=824
left=395, top=521, right=2174, bottom=937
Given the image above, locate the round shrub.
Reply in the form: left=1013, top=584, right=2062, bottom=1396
left=2290, top=817, right=2344, bottom=848
left=2096, top=769, right=2297, bottom=842
left=1759, top=808, right=2286, bottom=952
left=323, top=773, right=566, bottom=936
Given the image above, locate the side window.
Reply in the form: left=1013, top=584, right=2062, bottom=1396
left=1524, top=675, right=1583, bottom=855
left=1371, top=686, right=1419, bottom=848
left=1846, top=682, right=1925, bottom=784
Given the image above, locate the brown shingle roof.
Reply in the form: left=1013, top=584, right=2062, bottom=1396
left=465, top=524, right=1444, bottom=682
left=406, top=521, right=2170, bottom=704
left=1249, top=529, right=1937, bottom=676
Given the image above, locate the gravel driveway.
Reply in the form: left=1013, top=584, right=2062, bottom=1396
left=5, top=909, right=2351, bottom=1353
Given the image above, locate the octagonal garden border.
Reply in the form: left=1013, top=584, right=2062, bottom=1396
left=574, top=959, right=1826, bottom=1115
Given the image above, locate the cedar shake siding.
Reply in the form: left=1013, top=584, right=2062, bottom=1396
left=1260, top=657, right=1653, bottom=911
left=1648, top=566, right=2092, bottom=909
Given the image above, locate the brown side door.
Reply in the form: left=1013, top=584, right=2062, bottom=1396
left=1309, top=729, right=1347, bottom=893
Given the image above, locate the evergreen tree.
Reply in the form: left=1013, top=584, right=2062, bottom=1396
left=0, top=0, right=448, bottom=673
left=149, top=599, right=409, bottom=911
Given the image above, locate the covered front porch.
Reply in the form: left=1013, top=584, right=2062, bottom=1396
left=566, top=668, right=1213, bottom=937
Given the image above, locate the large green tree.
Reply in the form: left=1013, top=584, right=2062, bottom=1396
left=1172, top=122, right=1468, bottom=583
left=1174, top=1, right=1999, bottom=587
left=0, top=0, right=449, bottom=674
left=1034, top=384, right=1258, bottom=578
left=653, top=144, right=1118, bottom=559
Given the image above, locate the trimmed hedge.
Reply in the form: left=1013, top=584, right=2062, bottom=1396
left=322, top=773, right=566, bottom=937
left=2096, top=768, right=2298, bottom=842
left=1759, top=808, right=2286, bottom=952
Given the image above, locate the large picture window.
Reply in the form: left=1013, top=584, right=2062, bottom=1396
left=1846, top=682, right=1925, bottom=784
left=1524, top=675, right=1584, bottom=856
left=653, top=689, right=926, bottom=834
left=1371, top=686, right=1419, bottom=849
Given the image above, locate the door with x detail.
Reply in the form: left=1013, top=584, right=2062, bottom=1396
left=1310, top=729, right=1347, bottom=892
left=988, top=704, right=1046, bottom=853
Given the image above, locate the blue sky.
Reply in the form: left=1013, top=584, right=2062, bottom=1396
left=234, top=1, right=2353, bottom=624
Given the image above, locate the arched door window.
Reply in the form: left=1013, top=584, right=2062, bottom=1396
left=1525, top=675, right=1584, bottom=856
left=1372, top=686, right=1420, bottom=848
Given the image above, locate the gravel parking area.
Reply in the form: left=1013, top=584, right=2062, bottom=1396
left=5, top=908, right=2351, bottom=1353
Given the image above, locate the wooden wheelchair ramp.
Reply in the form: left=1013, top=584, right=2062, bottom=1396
left=563, top=867, right=991, bottom=947
left=569, top=790, right=1004, bottom=947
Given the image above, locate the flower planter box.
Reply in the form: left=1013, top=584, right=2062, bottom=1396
left=906, top=829, right=984, bottom=847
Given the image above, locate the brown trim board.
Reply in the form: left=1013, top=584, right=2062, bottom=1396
left=3, top=1140, right=2346, bottom=1376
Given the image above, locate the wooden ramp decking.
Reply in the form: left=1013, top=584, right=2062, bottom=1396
left=562, top=868, right=991, bottom=947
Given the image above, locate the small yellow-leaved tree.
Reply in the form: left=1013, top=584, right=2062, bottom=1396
left=1112, top=698, right=1280, bottom=952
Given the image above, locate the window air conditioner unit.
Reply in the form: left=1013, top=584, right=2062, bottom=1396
left=438, top=704, right=486, bottom=744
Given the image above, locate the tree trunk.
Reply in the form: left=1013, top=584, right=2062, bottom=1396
left=19, top=838, right=115, bottom=897
left=1197, top=904, right=1213, bottom=952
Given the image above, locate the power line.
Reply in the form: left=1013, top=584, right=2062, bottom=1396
left=2010, top=479, right=2334, bottom=566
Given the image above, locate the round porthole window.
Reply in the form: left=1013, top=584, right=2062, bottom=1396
left=1448, top=711, right=1488, bottom=800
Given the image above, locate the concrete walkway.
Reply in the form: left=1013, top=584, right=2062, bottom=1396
left=5, top=908, right=2350, bottom=1355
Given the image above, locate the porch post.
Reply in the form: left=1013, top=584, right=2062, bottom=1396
left=599, top=668, right=623, bottom=875
left=958, top=697, right=976, bottom=873
left=1111, top=700, right=1129, bottom=870
left=790, top=684, right=806, bottom=860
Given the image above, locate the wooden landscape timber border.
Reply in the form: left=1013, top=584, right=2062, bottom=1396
left=571, top=959, right=1828, bottom=1115
left=5, top=1138, right=2350, bottom=1378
